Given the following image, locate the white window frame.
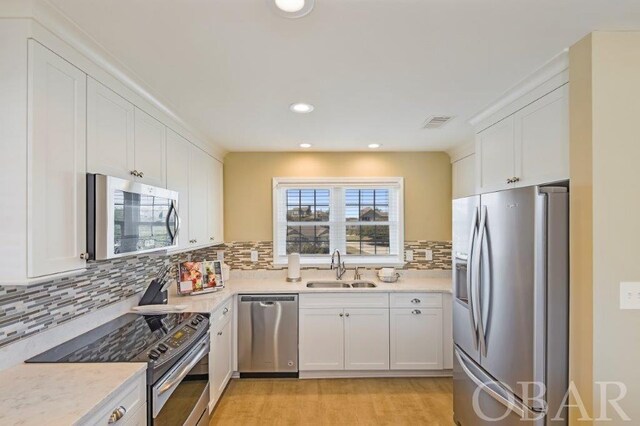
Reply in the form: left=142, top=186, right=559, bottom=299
left=272, top=177, right=405, bottom=267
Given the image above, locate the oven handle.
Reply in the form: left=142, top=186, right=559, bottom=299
left=158, top=337, right=209, bottom=396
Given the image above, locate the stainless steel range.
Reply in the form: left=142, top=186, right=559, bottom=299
left=27, top=312, right=210, bottom=426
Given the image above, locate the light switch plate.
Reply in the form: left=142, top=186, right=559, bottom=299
left=405, top=250, right=414, bottom=262
left=425, top=249, right=433, bottom=261
left=620, top=282, right=640, bottom=309
left=250, top=250, right=259, bottom=262
left=216, top=250, right=225, bottom=261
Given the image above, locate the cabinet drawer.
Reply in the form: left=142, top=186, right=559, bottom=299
left=77, top=371, right=145, bottom=425
left=390, top=292, right=442, bottom=308
left=212, top=297, right=233, bottom=324
left=299, top=293, right=389, bottom=308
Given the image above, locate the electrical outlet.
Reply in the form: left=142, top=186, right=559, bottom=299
left=250, top=250, right=259, bottom=262
left=405, top=250, right=414, bottom=262
left=216, top=250, right=225, bottom=262
left=620, top=282, right=640, bottom=309
left=425, top=249, right=433, bottom=261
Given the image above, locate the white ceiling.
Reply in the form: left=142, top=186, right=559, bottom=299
left=49, top=0, right=640, bottom=152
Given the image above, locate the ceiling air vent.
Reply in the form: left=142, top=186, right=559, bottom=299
left=422, top=115, right=454, bottom=129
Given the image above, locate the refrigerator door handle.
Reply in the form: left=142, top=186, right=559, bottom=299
left=466, top=207, right=480, bottom=349
left=455, top=348, right=538, bottom=420
left=479, top=206, right=491, bottom=357
left=472, top=206, right=487, bottom=355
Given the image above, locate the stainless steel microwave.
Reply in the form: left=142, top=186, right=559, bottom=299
left=87, top=174, right=180, bottom=260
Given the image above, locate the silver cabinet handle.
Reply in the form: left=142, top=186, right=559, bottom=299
left=411, top=298, right=421, bottom=304
left=108, top=406, right=126, bottom=424
left=223, top=307, right=229, bottom=315
left=412, top=309, right=422, bottom=315
left=339, top=313, right=344, bottom=317
left=130, top=170, right=141, bottom=178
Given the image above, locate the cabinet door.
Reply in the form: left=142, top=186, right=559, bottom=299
left=188, top=146, right=209, bottom=246
left=87, top=77, right=135, bottom=180
left=166, top=129, right=190, bottom=250
left=207, top=157, right=224, bottom=244
left=27, top=40, right=87, bottom=277
left=210, top=317, right=233, bottom=407
left=476, top=117, right=515, bottom=193
left=133, top=107, right=166, bottom=187
left=344, top=308, right=389, bottom=370
left=514, top=84, right=569, bottom=187
left=390, top=308, right=443, bottom=370
left=452, top=154, right=475, bottom=199
left=299, top=308, right=345, bottom=371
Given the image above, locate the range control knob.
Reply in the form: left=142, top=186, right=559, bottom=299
left=191, top=319, right=199, bottom=326
left=196, top=315, right=205, bottom=321
left=149, top=349, right=160, bottom=360
left=157, top=343, right=168, bottom=353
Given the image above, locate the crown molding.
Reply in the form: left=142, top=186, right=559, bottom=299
left=468, top=49, right=569, bottom=130
left=446, top=141, right=475, bottom=163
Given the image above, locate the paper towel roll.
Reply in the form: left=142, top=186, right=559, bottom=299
left=287, top=253, right=301, bottom=282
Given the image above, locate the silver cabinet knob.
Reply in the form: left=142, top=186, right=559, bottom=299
left=507, top=178, right=513, bottom=184
left=339, top=313, right=344, bottom=317
left=217, top=331, right=223, bottom=336
left=412, top=309, right=422, bottom=315
left=345, top=313, right=350, bottom=317
left=411, top=298, right=421, bottom=304
left=108, top=406, right=126, bottom=424
left=138, top=171, right=144, bottom=178
left=513, top=177, right=520, bottom=183
left=79, top=252, right=89, bottom=260
left=210, top=237, right=215, bottom=241
left=223, top=307, right=229, bottom=315
left=130, top=170, right=140, bottom=177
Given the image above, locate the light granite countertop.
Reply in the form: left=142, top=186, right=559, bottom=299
left=169, top=269, right=452, bottom=314
left=0, top=362, right=146, bottom=426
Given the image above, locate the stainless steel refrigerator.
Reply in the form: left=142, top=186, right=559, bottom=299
left=452, top=185, right=568, bottom=425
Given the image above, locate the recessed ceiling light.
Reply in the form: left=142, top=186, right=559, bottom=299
left=368, top=144, right=381, bottom=149
left=290, top=103, right=314, bottom=113
left=299, top=143, right=312, bottom=148
left=270, top=0, right=315, bottom=18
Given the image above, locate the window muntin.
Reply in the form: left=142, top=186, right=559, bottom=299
left=274, top=178, right=404, bottom=265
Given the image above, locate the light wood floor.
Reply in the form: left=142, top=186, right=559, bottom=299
left=209, top=377, right=453, bottom=425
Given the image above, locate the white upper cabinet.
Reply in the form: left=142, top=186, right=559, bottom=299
left=134, top=107, right=166, bottom=187
left=473, top=55, right=569, bottom=195
left=28, top=40, right=87, bottom=277
left=514, top=84, right=569, bottom=188
left=207, top=158, right=224, bottom=245
left=344, top=308, right=390, bottom=370
left=87, top=77, right=135, bottom=181
left=166, top=129, right=191, bottom=250
left=452, top=154, right=476, bottom=199
left=476, top=117, right=516, bottom=193
left=188, top=146, right=210, bottom=247
left=87, top=80, right=167, bottom=187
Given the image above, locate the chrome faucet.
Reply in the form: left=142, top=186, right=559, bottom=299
left=331, top=249, right=346, bottom=280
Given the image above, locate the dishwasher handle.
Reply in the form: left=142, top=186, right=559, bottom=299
left=240, top=295, right=297, bottom=303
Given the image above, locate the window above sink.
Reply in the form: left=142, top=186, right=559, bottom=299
left=272, top=177, right=404, bottom=267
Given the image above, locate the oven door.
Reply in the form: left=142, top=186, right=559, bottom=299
left=89, top=174, right=180, bottom=260
left=152, top=334, right=210, bottom=426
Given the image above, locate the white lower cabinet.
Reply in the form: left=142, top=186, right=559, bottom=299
left=344, top=309, right=389, bottom=370
left=209, top=302, right=234, bottom=410
left=81, top=370, right=146, bottom=425
left=299, top=308, right=345, bottom=370
left=390, top=308, right=443, bottom=370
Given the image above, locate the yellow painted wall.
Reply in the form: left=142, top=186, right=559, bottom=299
left=223, top=152, right=452, bottom=242
left=569, top=32, right=640, bottom=424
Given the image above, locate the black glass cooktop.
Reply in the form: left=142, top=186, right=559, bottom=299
left=26, top=313, right=194, bottom=363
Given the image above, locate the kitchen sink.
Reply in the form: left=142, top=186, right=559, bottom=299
left=350, top=281, right=377, bottom=288
left=306, top=281, right=377, bottom=289
left=306, top=281, right=352, bottom=288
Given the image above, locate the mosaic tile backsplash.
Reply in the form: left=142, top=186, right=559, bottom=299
left=0, top=240, right=450, bottom=350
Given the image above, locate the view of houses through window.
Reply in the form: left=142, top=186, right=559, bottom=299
left=284, top=188, right=391, bottom=256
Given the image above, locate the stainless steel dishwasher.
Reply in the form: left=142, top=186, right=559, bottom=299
left=238, top=294, right=298, bottom=377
